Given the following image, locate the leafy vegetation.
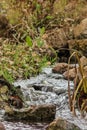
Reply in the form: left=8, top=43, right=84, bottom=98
left=0, top=41, right=53, bottom=82
left=0, top=1, right=59, bottom=83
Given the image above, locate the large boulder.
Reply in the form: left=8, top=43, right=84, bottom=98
left=63, top=68, right=76, bottom=80
left=46, top=118, right=81, bottom=130
left=52, top=63, right=73, bottom=74
left=63, top=56, right=87, bottom=80
left=68, top=39, right=87, bottom=57
left=74, top=18, right=87, bottom=39
left=52, top=63, right=68, bottom=74
left=5, top=104, right=56, bottom=122
left=42, top=28, right=67, bottom=49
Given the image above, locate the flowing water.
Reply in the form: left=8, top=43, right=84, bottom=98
left=1, top=67, right=87, bottom=130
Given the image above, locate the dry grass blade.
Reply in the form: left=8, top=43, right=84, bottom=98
left=68, top=52, right=76, bottom=111
left=68, top=51, right=87, bottom=116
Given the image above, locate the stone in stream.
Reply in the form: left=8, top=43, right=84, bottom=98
left=46, top=118, right=81, bottom=130
left=0, top=122, right=5, bottom=130
left=63, top=56, right=87, bottom=80
left=5, top=104, right=56, bottom=122
left=52, top=63, right=68, bottom=74
left=63, top=68, right=76, bottom=80
left=52, top=63, right=73, bottom=74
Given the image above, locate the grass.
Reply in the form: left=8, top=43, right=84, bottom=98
left=0, top=41, right=53, bottom=82
left=0, top=24, right=57, bottom=82
left=68, top=52, right=87, bottom=116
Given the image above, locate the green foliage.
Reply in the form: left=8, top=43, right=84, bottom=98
left=26, top=36, right=33, bottom=47
left=37, top=38, right=44, bottom=47
left=0, top=38, right=56, bottom=81
left=0, top=0, right=69, bottom=83
left=0, top=67, right=14, bottom=84
left=36, top=3, right=41, bottom=14
left=39, top=27, right=45, bottom=36
left=25, top=26, right=54, bottom=77
left=37, top=27, right=45, bottom=47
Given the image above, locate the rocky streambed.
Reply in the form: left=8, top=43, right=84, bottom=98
left=0, top=66, right=87, bottom=130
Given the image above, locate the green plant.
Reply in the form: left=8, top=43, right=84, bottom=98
left=36, top=27, right=45, bottom=47
left=26, top=27, right=45, bottom=48
left=26, top=35, right=33, bottom=47
left=0, top=67, right=14, bottom=84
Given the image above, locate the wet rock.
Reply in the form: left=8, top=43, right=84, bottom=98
left=53, top=86, right=66, bottom=95
left=63, top=61, right=87, bottom=81
left=52, top=63, right=73, bottom=74
left=0, top=122, right=5, bottom=130
left=68, top=39, right=87, bottom=57
left=32, top=78, right=74, bottom=95
left=63, top=68, right=76, bottom=80
left=42, top=67, right=52, bottom=75
left=5, top=104, right=56, bottom=122
left=46, top=118, right=81, bottom=130
left=74, top=18, right=87, bottom=39
left=8, top=96, right=23, bottom=109
left=52, top=63, right=68, bottom=74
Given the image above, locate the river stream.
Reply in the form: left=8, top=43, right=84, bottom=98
left=0, top=67, right=87, bottom=130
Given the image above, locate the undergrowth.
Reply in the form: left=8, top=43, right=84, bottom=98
left=0, top=39, right=57, bottom=83
left=0, top=0, right=86, bottom=83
